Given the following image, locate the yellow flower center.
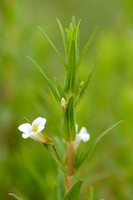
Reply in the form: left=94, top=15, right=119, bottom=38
left=33, top=124, right=38, bottom=132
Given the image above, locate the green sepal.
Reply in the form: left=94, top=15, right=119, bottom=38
left=64, top=180, right=83, bottom=200
left=76, top=120, right=124, bottom=169
left=77, top=25, right=99, bottom=69
left=76, top=54, right=101, bottom=105
left=38, top=26, right=66, bottom=74
left=27, top=56, right=60, bottom=103
left=44, top=144, right=68, bottom=174
left=63, top=96, right=76, bottom=141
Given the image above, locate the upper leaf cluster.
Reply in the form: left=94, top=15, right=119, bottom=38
left=27, top=17, right=99, bottom=141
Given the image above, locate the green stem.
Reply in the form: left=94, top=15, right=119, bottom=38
left=52, top=145, right=62, bottom=162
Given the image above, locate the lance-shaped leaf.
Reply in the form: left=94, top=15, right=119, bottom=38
left=38, top=26, right=66, bottom=73
left=75, top=19, right=81, bottom=62
left=56, top=19, right=67, bottom=56
left=63, top=96, right=76, bottom=141
left=65, top=39, right=76, bottom=93
left=76, top=120, right=124, bottom=169
left=76, top=54, right=101, bottom=105
left=66, top=28, right=71, bottom=52
left=44, top=144, right=68, bottom=174
left=87, top=186, right=93, bottom=200
left=54, top=77, right=66, bottom=99
left=27, top=56, right=60, bottom=103
left=64, top=180, right=83, bottom=200
left=77, top=25, right=99, bottom=69
left=57, top=167, right=65, bottom=200
left=71, top=16, right=76, bottom=29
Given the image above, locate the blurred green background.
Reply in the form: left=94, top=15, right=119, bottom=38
left=0, top=0, right=133, bottom=199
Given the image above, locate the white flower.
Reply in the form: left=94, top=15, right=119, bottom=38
left=73, top=124, right=90, bottom=149
left=18, top=117, right=53, bottom=144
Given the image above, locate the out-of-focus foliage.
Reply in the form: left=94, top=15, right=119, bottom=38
left=0, top=0, right=133, bottom=199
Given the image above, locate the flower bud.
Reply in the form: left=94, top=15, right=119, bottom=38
left=61, top=97, right=67, bottom=112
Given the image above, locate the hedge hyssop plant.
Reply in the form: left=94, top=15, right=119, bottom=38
left=17, top=17, right=123, bottom=200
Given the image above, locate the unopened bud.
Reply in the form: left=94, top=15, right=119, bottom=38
left=61, top=98, right=67, bottom=112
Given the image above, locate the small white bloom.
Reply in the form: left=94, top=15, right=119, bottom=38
left=73, top=124, right=90, bottom=149
left=18, top=117, right=49, bottom=143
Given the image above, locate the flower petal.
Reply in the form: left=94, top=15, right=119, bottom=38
left=79, top=127, right=87, bottom=135
left=22, top=132, right=31, bottom=139
left=80, top=133, right=90, bottom=142
left=37, top=123, right=45, bottom=133
left=18, top=123, right=32, bottom=133
left=79, top=127, right=90, bottom=142
left=32, top=117, right=46, bottom=126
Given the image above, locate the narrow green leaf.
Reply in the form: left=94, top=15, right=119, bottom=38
left=76, top=54, right=101, bottom=105
left=69, top=22, right=73, bottom=33
left=27, top=56, right=60, bottom=103
left=77, top=25, right=99, bottom=69
left=65, top=40, right=76, bottom=93
left=75, top=19, right=81, bottom=62
left=66, top=28, right=71, bottom=60
left=44, top=144, right=68, bottom=174
left=64, top=180, right=83, bottom=200
left=66, top=28, right=71, bottom=43
left=77, top=120, right=124, bottom=168
left=87, top=186, right=93, bottom=200
left=38, top=26, right=66, bottom=73
left=54, top=77, right=66, bottom=99
left=57, top=167, right=65, bottom=200
left=56, top=19, right=67, bottom=56
left=72, top=16, right=76, bottom=28
left=63, top=96, right=76, bottom=141
left=9, top=193, right=24, bottom=200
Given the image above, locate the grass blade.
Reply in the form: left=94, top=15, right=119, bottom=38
left=38, top=26, right=66, bottom=73
left=27, top=56, right=60, bottom=102
left=77, top=25, right=99, bottom=69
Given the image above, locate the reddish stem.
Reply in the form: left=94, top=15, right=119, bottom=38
left=66, top=142, right=74, bottom=191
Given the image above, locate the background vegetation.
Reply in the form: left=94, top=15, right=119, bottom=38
left=0, top=0, right=133, bottom=199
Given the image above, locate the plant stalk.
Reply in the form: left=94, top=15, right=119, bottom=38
left=66, top=142, right=74, bottom=191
